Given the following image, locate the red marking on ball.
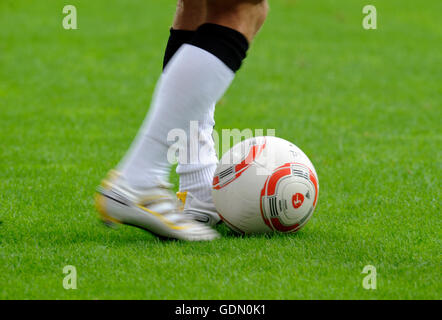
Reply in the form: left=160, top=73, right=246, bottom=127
left=292, top=193, right=304, bottom=209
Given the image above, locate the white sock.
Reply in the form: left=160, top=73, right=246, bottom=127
left=176, top=103, right=217, bottom=203
left=118, top=44, right=234, bottom=191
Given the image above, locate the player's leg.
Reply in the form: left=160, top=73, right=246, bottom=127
left=119, top=0, right=268, bottom=189
left=95, top=1, right=217, bottom=241
left=170, top=1, right=216, bottom=223
left=161, top=2, right=220, bottom=224
left=96, top=0, right=269, bottom=240
left=176, top=0, right=269, bottom=224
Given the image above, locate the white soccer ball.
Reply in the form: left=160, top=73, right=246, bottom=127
left=212, top=136, right=319, bottom=234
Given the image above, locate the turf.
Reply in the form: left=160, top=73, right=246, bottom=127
left=0, top=0, right=440, bottom=299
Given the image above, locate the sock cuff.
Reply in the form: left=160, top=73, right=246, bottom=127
left=191, top=23, right=249, bottom=72
left=163, top=28, right=196, bottom=69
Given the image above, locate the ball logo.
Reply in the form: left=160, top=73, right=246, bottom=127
left=292, top=193, right=304, bottom=209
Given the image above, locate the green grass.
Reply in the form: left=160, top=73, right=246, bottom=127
left=0, top=0, right=441, bottom=299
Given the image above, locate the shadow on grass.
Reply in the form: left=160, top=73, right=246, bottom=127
left=10, top=213, right=335, bottom=251
left=214, top=222, right=307, bottom=240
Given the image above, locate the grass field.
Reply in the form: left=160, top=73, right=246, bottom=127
left=0, top=0, right=440, bottom=299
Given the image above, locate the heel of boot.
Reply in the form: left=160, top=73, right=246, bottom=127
left=94, top=192, right=121, bottom=228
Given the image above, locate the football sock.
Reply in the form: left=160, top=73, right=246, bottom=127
left=175, top=106, right=217, bottom=203
left=163, top=28, right=195, bottom=70
left=164, top=28, right=218, bottom=203
left=177, top=24, right=249, bottom=203
left=118, top=23, right=249, bottom=197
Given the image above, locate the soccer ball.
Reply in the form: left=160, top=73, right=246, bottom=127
left=212, top=136, right=319, bottom=234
